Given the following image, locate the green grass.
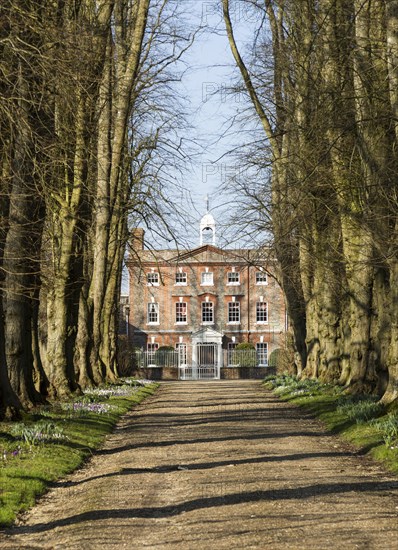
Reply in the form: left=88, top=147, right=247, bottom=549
left=263, top=374, right=398, bottom=474
left=0, top=379, right=158, bottom=527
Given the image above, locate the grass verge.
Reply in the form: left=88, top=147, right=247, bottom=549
left=263, top=374, right=398, bottom=475
left=0, top=379, right=159, bottom=528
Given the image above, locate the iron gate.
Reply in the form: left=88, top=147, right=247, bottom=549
left=179, top=342, right=220, bottom=380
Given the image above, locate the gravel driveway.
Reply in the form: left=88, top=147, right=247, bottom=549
left=1, top=380, right=398, bottom=549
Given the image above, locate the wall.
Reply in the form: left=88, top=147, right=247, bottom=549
left=129, top=366, right=276, bottom=381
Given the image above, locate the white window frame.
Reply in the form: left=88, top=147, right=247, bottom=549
left=227, top=301, right=240, bottom=324
left=147, top=342, right=159, bottom=366
left=201, top=301, right=214, bottom=324
left=227, top=341, right=238, bottom=366
left=201, top=272, right=214, bottom=286
left=175, top=272, right=187, bottom=285
left=147, top=272, right=160, bottom=286
left=256, top=302, right=268, bottom=324
left=147, top=302, right=159, bottom=324
left=227, top=271, right=240, bottom=285
left=176, top=342, right=187, bottom=366
left=256, top=342, right=268, bottom=366
left=175, top=302, right=188, bottom=324
left=255, top=271, right=268, bottom=285
left=147, top=343, right=159, bottom=352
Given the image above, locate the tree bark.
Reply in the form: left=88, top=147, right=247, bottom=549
left=381, top=0, right=398, bottom=403
left=89, top=0, right=150, bottom=382
left=3, top=52, right=44, bottom=407
left=44, top=0, right=114, bottom=394
left=223, top=0, right=307, bottom=373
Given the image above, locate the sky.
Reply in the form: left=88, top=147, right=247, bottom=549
left=181, top=2, right=238, bottom=224
left=178, top=1, right=257, bottom=247
left=143, top=0, right=256, bottom=250
left=122, top=1, right=256, bottom=291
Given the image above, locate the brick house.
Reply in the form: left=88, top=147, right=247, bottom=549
left=126, top=212, right=287, bottom=379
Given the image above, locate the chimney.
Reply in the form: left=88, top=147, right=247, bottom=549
left=131, top=228, right=145, bottom=251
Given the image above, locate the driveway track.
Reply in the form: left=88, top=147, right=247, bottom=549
left=1, top=380, right=398, bottom=549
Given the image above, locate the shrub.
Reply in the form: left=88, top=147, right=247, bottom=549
left=236, top=342, right=255, bottom=350
left=117, top=336, right=137, bottom=376
left=233, top=342, right=257, bottom=367
left=269, top=348, right=282, bottom=368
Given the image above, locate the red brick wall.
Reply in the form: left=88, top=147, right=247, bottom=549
left=127, top=247, right=287, bottom=357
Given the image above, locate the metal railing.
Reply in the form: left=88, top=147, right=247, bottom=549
left=225, top=349, right=268, bottom=367
left=134, top=349, right=268, bottom=368
left=135, top=350, right=180, bottom=368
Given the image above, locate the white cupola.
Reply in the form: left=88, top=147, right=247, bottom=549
left=200, top=195, right=216, bottom=246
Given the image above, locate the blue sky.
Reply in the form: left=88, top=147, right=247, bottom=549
left=178, top=1, right=254, bottom=247
left=182, top=3, right=236, bottom=215
left=141, top=0, right=256, bottom=250
left=122, top=1, right=256, bottom=291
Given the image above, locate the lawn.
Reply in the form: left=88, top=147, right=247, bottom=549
left=0, top=379, right=158, bottom=527
left=263, top=374, right=398, bottom=475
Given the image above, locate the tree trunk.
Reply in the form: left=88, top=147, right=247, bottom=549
left=75, top=275, right=95, bottom=388
left=223, top=0, right=308, bottom=373
left=339, top=222, right=375, bottom=390
left=3, top=60, right=44, bottom=407
left=89, top=0, right=150, bottom=381
left=381, top=0, right=398, bottom=404
left=0, top=135, right=22, bottom=417
left=31, top=283, right=49, bottom=396
left=0, top=295, right=22, bottom=419
left=43, top=0, right=114, bottom=394
left=381, top=259, right=398, bottom=403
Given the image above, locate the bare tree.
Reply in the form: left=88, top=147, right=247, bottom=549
left=42, top=0, right=114, bottom=397
left=0, top=0, right=194, bottom=414
left=223, top=0, right=309, bottom=374
left=222, top=0, right=398, bottom=401
left=0, top=1, right=50, bottom=408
